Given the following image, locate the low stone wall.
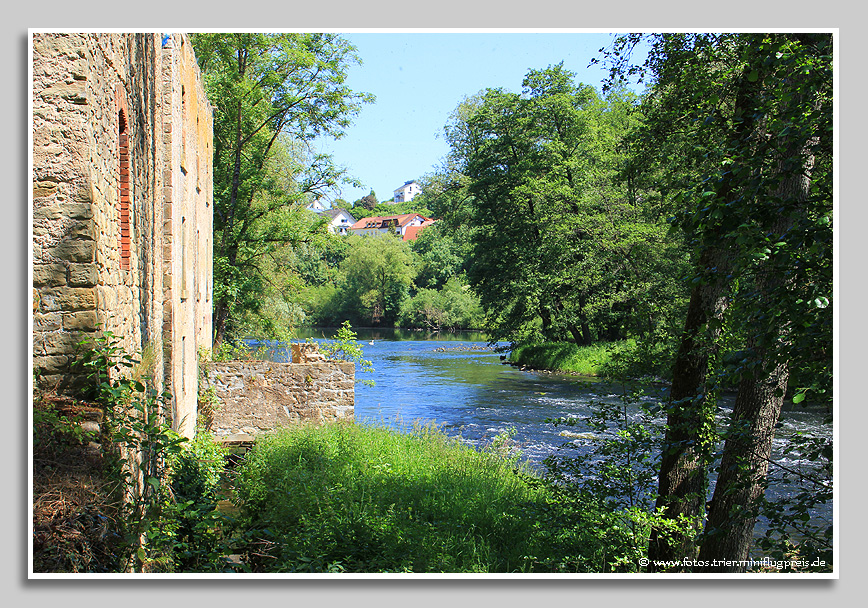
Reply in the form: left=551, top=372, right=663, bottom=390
left=202, top=360, right=355, bottom=440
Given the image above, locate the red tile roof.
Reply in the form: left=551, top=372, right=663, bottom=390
left=402, top=219, right=436, bottom=241
left=348, top=213, right=432, bottom=231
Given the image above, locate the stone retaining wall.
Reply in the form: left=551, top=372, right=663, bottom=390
left=203, top=360, right=355, bottom=439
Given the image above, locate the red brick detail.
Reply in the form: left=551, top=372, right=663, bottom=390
left=118, top=119, right=131, bottom=270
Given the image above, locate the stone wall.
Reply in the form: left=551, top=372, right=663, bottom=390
left=32, top=33, right=213, bottom=439
left=203, top=360, right=355, bottom=440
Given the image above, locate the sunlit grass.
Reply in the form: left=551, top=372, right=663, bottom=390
left=509, top=340, right=636, bottom=376
left=231, top=421, right=554, bottom=572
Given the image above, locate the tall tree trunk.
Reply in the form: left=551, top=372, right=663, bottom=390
left=647, top=49, right=762, bottom=569
left=647, top=248, right=729, bottom=568
left=697, top=358, right=789, bottom=570
left=567, top=324, right=584, bottom=346
left=213, top=300, right=231, bottom=350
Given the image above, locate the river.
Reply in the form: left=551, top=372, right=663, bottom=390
left=251, top=328, right=833, bottom=546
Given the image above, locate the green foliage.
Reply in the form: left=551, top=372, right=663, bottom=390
left=318, top=321, right=375, bottom=383
left=440, top=63, right=689, bottom=346
left=190, top=33, right=374, bottom=346
left=398, top=275, right=484, bottom=331
left=600, top=32, right=833, bottom=567
left=509, top=340, right=652, bottom=378
left=754, top=423, right=833, bottom=571
left=73, top=332, right=186, bottom=571
left=230, top=421, right=643, bottom=572
left=145, top=428, right=233, bottom=572
left=68, top=332, right=236, bottom=573
left=541, top=386, right=699, bottom=571
left=211, top=340, right=272, bottom=362
left=350, top=200, right=434, bottom=220
left=355, top=189, right=379, bottom=210
left=409, top=222, right=470, bottom=290
left=306, top=234, right=415, bottom=327
left=32, top=398, right=92, bottom=455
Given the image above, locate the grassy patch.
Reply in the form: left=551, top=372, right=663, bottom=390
left=231, top=421, right=598, bottom=573
left=509, top=340, right=636, bottom=376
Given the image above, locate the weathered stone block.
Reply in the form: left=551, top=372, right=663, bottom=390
left=72, top=186, right=93, bottom=204
left=33, top=263, right=67, bottom=287
left=63, top=310, right=98, bottom=331
left=33, top=355, right=69, bottom=374
left=66, top=202, right=93, bottom=220
left=40, top=81, right=88, bottom=104
left=51, top=239, right=95, bottom=263
left=33, top=312, right=62, bottom=332
left=67, top=263, right=98, bottom=286
left=33, top=181, right=59, bottom=198
left=67, top=221, right=95, bottom=240
left=43, top=331, right=86, bottom=355
left=33, top=333, right=45, bottom=355
left=40, top=286, right=96, bottom=312
left=33, top=204, right=63, bottom=221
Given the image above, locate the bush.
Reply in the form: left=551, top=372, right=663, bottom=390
left=399, top=276, right=484, bottom=331
left=35, top=330, right=237, bottom=573
left=509, top=341, right=628, bottom=376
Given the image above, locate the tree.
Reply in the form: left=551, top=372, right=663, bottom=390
left=601, top=33, right=833, bottom=570
left=337, top=235, right=415, bottom=326
left=359, top=190, right=379, bottom=210
left=441, top=64, right=685, bottom=347
left=190, top=33, right=374, bottom=348
left=409, top=222, right=468, bottom=290
left=695, top=33, right=832, bottom=570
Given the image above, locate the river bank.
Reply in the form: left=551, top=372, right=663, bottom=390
left=507, top=339, right=673, bottom=380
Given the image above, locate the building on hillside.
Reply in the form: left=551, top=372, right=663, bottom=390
left=31, top=32, right=214, bottom=439
left=392, top=180, right=421, bottom=204
left=321, top=208, right=356, bottom=235
left=347, top=213, right=434, bottom=242
left=306, top=198, right=326, bottom=212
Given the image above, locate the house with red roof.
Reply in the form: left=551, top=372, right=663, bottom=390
left=348, top=213, right=435, bottom=241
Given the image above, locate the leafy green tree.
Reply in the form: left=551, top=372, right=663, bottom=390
left=409, top=222, right=469, bottom=290
left=602, top=33, right=833, bottom=570
left=190, top=33, right=374, bottom=347
left=399, top=275, right=484, bottom=331
left=327, top=235, right=415, bottom=326
left=358, top=190, right=379, bottom=210
left=350, top=200, right=433, bottom=220
left=442, top=64, right=685, bottom=347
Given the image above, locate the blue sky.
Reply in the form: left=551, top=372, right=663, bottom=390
left=314, top=31, right=643, bottom=206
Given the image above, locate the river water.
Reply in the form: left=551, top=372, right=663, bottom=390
left=253, top=329, right=833, bottom=544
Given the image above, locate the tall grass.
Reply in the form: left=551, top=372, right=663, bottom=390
left=232, top=422, right=557, bottom=572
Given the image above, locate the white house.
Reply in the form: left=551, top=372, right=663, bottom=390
left=392, top=180, right=422, bottom=204
left=323, top=208, right=356, bottom=235
left=306, top=198, right=326, bottom=212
